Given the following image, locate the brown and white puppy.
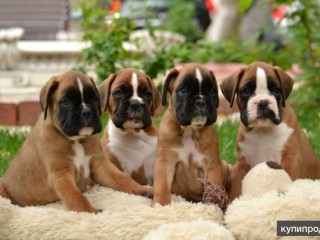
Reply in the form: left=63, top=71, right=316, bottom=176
left=99, top=69, right=160, bottom=186
left=0, top=70, right=152, bottom=213
left=220, top=61, right=320, bottom=200
left=153, top=63, right=228, bottom=206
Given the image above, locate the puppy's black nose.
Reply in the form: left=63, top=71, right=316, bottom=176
left=130, top=101, right=142, bottom=111
left=195, top=99, right=206, bottom=108
left=258, top=100, right=269, bottom=109
left=81, top=108, right=92, bottom=118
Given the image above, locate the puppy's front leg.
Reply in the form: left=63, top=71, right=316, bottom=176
left=49, top=172, right=99, bottom=213
left=280, top=142, right=303, bottom=180
left=229, top=158, right=250, bottom=201
left=206, top=163, right=225, bottom=187
left=0, top=180, right=9, bottom=199
left=152, top=157, right=176, bottom=206
left=91, top=157, right=153, bottom=197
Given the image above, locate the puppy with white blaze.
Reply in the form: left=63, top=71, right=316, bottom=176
left=98, top=68, right=160, bottom=186
left=220, top=61, right=320, bottom=200
left=0, top=70, right=153, bottom=213
left=153, top=63, right=229, bottom=206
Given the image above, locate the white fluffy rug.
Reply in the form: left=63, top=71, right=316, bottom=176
left=225, top=179, right=320, bottom=240
left=1, top=179, right=320, bottom=240
left=0, top=185, right=233, bottom=240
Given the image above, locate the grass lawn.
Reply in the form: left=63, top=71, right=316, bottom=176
left=0, top=127, right=29, bottom=176
left=0, top=87, right=319, bottom=176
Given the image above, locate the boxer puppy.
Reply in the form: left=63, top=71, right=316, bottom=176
left=0, top=70, right=152, bottom=213
left=220, top=61, right=320, bottom=200
left=99, top=69, right=160, bottom=185
left=153, top=63, right=228, bottom=206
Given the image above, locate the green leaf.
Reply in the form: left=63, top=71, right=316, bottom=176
left=238, top=0, right=254, bottom=13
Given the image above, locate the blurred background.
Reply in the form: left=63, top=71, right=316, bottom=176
left=0, top=0, right=319, bottom=171
left=0, top=0, right=319, bottom=93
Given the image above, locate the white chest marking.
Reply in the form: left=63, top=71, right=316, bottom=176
left=72, top=141, right=91, bottom=178
left=173, top=128, right=206, bottom=168
left=107, top=121, right=156, bottom=184
left=131, top=73, right=144, bottom=103
left=238, top=123, right=294, bottom=167
left=195, top=68, right=203, bottom=95
left=76, top=77, right=87, bottom=108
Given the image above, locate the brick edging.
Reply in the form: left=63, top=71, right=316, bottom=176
left=0, top=98, right=238, bottom=126
left=0, top=101, right=41, bottom=126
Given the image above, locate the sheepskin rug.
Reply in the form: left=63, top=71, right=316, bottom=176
left=1, top=179, right=320, bottom=240
left=0, top=185, right=234, bottom=240
left=225, top=179, right=320, bottom=240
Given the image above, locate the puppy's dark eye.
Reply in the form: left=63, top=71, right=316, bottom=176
left=144, top=91, right=152, bottom=99
left=240, top=87, right=252, bottom=97
left=210, top=88, right=216, bottom=94
left=272, top=87, right=281, bottom=96
left=177, top=88, right=187, bottom=96
left=93, top=96, right=100, bottom=103
left=60, top=98, right=71, bottom=107
left=113, top=89, right=124, bottom=97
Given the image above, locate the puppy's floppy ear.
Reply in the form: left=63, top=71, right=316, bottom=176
left=89, top=77, right=102, bottom=116
left=146, top=76, right=161, bottom=115
left=162, top=68, right=179, bottom=106
left=98, top=73, right=117, bottom=112
left=40, top=77, right=59, bottom=120
left=209, top=71, right=219, bottom=108
left=273, top=66, right=294, bottom=107
left=220, top=68, right=245, bottom=108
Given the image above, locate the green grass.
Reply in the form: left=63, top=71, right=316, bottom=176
left=0, top=87, right=319, bottom=176
left=0, top=127, right=29, bottom=176
left=217, top=120, right=238, bottom=165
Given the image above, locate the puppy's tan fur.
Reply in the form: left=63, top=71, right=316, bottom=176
left=153, top=64, right=228, bottom=205
left=220, top=62, right=320, bottom=200
left=99, top=69, right=160, bottom=185
left=0, top=71, right=152, bottom=213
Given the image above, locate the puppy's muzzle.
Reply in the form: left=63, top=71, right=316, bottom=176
left=81, top=108, right=94, bottom=125
left=258, top=100, right=269, bottom=110
left=81, top=108, right=92, bottom=119
left=195, top=98, right=206, bottom=109
left=130, top=100, right=143, bottom=112
left=128, top=100, right=144, bottom=118
left=257, top=100, right=272, bottom=117
left=257, top=100, right=281, bottom=124
left=195, top=98, right=209, bottom=116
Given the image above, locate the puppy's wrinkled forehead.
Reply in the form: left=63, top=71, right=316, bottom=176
left=175, top=65, right=213, bottom=92
left=240, top=62, right=280, bottom=89
left=111, top=70, right=150, bottom=93
left=55, top=70, right=96, bottom=97
left=114, top=69, right=148, bottom=83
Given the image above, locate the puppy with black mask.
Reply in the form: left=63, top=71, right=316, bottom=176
left=153, top=63, right=229, bottom=206
left=220, top=61, right=320, bottom=200
left=0, top=70, right=152, bottom=213
left=99, top=68, right=160, bottom=186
